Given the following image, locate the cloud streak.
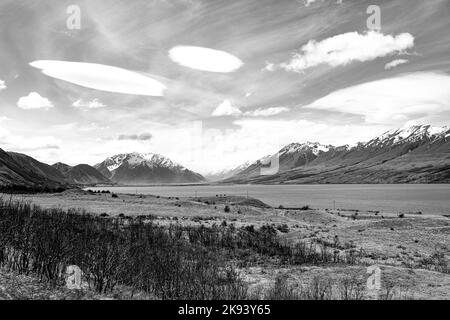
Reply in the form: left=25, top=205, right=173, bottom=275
left=385, top=59, right=409, bottom=70
left=245, top=107, right=290, bottom=117
left=72, top=98, right=106, bottom=109
left=30, top=60, right=167, bottom=97
left=118, top=133, right=153, bottom=141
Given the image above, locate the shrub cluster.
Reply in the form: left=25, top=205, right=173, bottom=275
left=0, top=198, right=362, bottom=299
left=0, top=198, right=246, bottom=299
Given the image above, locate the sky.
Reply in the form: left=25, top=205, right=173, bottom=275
left=1, top=0, right=450, bottom=174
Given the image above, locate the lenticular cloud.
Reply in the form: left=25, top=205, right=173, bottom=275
left=29, top=60, right=166, bottom=96
left=169, top=46, right=243, bottom=73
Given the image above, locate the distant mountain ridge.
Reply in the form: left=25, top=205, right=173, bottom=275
left=204, top=162, right=252, bottom=181
left=0, top=149, right=110, bottom=190
left=234, top=142, right=333, bottom=179
left=95, top=152, right=205, bottom=184
left=52, top=163, right=111, bottom=185
left=225, top=125, right=450, bottom=184
left=0, top=150, right=68, bottom=191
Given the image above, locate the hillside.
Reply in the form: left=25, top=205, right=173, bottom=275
left=0, top=149, right=67, bottom=190
left=226, top=125, right=450, bottom=184
left=52, top=163, right=111, bottom=185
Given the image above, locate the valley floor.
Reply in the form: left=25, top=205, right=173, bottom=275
left=1, top=189, right=449, bottom=300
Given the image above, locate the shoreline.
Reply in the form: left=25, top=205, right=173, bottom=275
left=82, top=184, right=450, bottom=216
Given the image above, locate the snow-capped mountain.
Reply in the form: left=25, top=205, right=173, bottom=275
left=231, top=142, right=333, bottom=179
left=226, top=125, right=450, bottom=184
left=95, top=152, right=205, bottom=184
left=280, top=142, right=331, bottom=156
left=360, top=125, right=449, bottom=149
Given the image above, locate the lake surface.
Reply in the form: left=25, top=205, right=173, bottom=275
left=87, top=184, right=450, bottom=215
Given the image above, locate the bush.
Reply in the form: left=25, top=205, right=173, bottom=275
left=277, top=224, right=290, bottom=233
left=0, top=197, right=364, bottom=299
left=0, top=198, right=247, bottom=299
left=224, top=205, right=231, bottom=213
left=264, top=275, right=300, bottom=300
left=418, top=250, right=449, bottom=273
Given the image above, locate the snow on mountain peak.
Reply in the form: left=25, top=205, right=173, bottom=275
left=280, top=142, right=330, bottom=156
left=365, top=125, right=449, bottom=148
left=103, top=152, right=184, bottom=172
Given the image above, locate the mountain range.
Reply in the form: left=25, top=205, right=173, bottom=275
left=94, top=152, right=205, bottom=185
left=52, top=163, right=111, bottom=185
left=1, top=124, right=450, bottom=190
left=0, top=151, right=205, bottom=190
left=224, top=125, right=450, bottom=184
left=0, top=150, right=68, bottom=191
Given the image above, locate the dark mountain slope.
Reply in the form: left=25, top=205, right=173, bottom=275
left=52, top=163, right=111, bottom=185
left=0, top=149, right=67, bottom=190
left=226, top=125, right=450, bottom=184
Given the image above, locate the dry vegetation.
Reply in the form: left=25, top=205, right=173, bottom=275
left=1, top=190, right=449, bottom=300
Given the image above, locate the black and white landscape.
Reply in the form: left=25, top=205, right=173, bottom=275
left=0, top=0, right=449, bottom=302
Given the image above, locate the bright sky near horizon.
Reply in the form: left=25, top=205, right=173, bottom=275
left=1, top=0, right=450, bottom=174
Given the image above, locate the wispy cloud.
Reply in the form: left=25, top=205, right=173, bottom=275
left=72, top=98, right=106, bottom=109
left=279, top=31, right=414, bottom=72
left=384, top=59, right=409, bottom=70
left=245, top=107, right=290, bottom=117
left=0, top=80, right=6, bottom=91
left=212, top=102, right=290, bottom=118
left=303, top=0, right=343, bottom=7
left=17, top=92, right=54, bottom=110
left=118, top=133, right=153, bottom=141
left=30, top=60, right=167, bottom=96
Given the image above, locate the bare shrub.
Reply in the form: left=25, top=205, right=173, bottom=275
left=264, top=274, right=300, bottom=300
left=0, top=198, right=247, bottom=299
left=337, top=275, right=366, bottom=300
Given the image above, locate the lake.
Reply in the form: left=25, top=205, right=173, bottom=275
left=87, top=184, right=450, bottom=215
